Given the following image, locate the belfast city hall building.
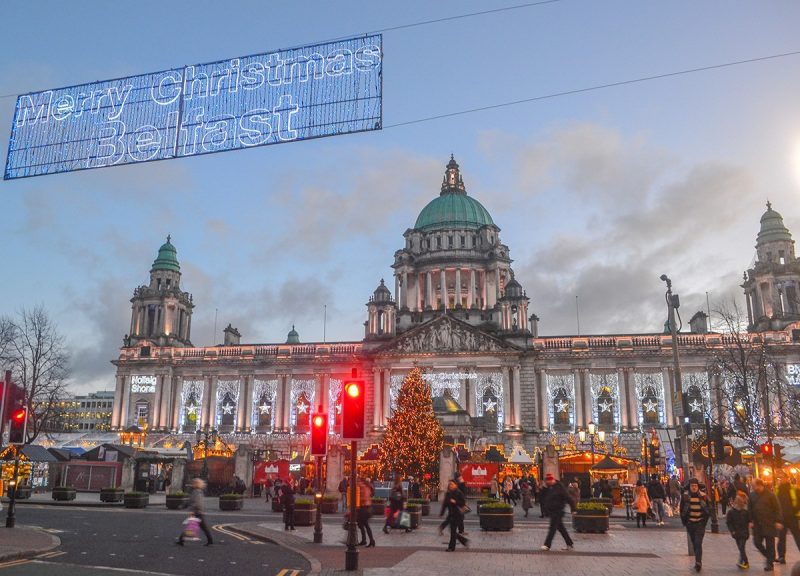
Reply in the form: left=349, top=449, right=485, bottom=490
left=110, top=157, right=800, bottom=484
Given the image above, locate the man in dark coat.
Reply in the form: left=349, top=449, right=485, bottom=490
left=776, top=477, right=800, bottom=564
left=749, top=478, right=783, bottom=571
left=540, top=473, right=574, bottom=551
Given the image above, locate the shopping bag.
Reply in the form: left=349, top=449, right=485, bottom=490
left=663, top=502, right=673, bottom=518
left=182, top=516, right=200, bottom=540
left=398, top=511, right=411, bottom=529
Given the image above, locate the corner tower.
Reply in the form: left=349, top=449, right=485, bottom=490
left=742, top=202, right=800, bottom=331
left=126, top=236, right=194, bottom=348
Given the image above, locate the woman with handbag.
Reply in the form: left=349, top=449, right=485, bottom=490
left=383, top=479, right=405, bottom=534
left=633, top=480, right=651, bottom=528
left=440, top=479, right=469, bottom=551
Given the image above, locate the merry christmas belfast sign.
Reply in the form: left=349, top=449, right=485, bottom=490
left=4, top=35, right=382, bottom=179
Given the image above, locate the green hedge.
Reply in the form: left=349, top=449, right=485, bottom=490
left=479, top=501, right=513, bottom=510
left=577, top=501, right=608, bottom=512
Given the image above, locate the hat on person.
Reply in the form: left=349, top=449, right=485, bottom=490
left=688, top=478, right=700, bottom=485
left=545, top=473, right=555, bottom=482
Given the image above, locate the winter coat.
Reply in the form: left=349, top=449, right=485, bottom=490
left=726, top=507, right=750, bottom=540
left=647, top=480, right=666, bottom=500
left=749, top=490, right=781, bottom=537
left=543, top=482, right=569, bottom=516
left=634, top=486, right=651, bottom=513
left=440, top=487, right=466, bottom=520
left=777, top=483, right=800, bottom=528
left=279, top=484, right=295, bottom=506
left=189, top=487, right=205, bottom=515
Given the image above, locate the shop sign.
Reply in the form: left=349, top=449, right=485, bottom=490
left=459, top=463, right=499, bottom=488
left=131, top=375, right=156, bottom=393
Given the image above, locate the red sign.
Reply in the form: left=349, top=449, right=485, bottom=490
left=459, top=463, right=499, bottom=488
left=253, top=459, right=289, bottom=484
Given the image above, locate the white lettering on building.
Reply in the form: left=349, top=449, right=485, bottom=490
left=130, top=375, right=157, bottom=394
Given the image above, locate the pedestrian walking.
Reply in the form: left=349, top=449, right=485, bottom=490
left=280, top=479, right=296, bottom=530
left=634, top=480, right=651, bottom=528
left=750, top=478, right=783, bottom=571
left=338, top=477, right=348, bottom=511
left=680, top=477, right=710, bottom=572
left=440, top=479, right=469, bottom=551
left=540, top=473, right=574, bottom=551
left=777, top=477, right=800, bottom=564
left=521, top=479, right=533, bottom=517
left=669, top=475, right=682, bottom=509
left=356, top=477, right=375, bottom=547
left=383, top=479, right=406, bottom=533
left=539, top=479, right=550, bottom=518
left=503, top=476, right=516, bottom=506
left=726, top=490, right=751, bottom=569
left=490, top=475, right=500, bottom=499
left=176, top=478, right=213, bottom=546
left=647, top=474, right=667, bottom=525
left=622, top=484, right=634, bottom=519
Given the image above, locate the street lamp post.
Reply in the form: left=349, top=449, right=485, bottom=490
left=195, top=425, right=218, bottom=484
left=661, top=274, right=691, bottom=483
left=578, top=422, right=605, bottom=466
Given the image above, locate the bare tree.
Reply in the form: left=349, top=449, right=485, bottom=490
left=6, top=306, right=70, bottom=443
left=704, top=299, right=799, bottom=451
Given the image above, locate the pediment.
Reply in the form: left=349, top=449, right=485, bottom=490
left=378, top=315, right=518, bottom=355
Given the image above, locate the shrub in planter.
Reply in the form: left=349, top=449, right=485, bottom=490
left=478, top=501, right=514, bottom=531
left=370, top=497, right=386, bottom=516
left=219, top=493, right=244, bottom=511
left=13, top=486, right=32, bottom=500
left=589, top=497, right=614, bottom=516
left=124, top=491, right=149, bottom=508
left=476, top=497, right=498, bottom=515
left=408, top=498, right=430, bottom=516
left=52, top=486, right=76, bottom=501
left=406, top=503, right=422, bottom=529
left=320, top=495, right=339, bottom=514
left=573, top=501, right=610, bottom=533
left=100, top=487, right=123, bottom=502
left=166, top=491, right=190, bottom=509
left=293, top=498, right=316, bottom=526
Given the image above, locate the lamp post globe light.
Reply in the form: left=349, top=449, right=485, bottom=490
left=578, top=421, right=605, bottom=466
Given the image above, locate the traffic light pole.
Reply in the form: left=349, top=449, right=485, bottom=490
left=5, top=449, right=20, bottom=528
left=314, top=455, right=323, bottom=544
left=345, top=440, right=358, bottom=571
left=704, top=418, right=719, bottom=533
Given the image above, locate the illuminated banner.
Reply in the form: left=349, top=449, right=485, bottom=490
left=5, top=35, right=382, bottom=179
left=459, top=463, right=499, bottom=488
left=788, top=364, right=800, bottom=387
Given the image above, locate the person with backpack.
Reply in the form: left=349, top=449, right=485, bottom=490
left=681, top=478, right=710, bottom=572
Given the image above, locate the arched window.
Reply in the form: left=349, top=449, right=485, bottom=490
left=482, top=388, right=499, bottom=431
left=182, top=393, right=199, bottom=433
left=135, top=399, right=149, bottom=427
left=294, top=392, right=311, bottom=433
left=255, top=393, right=273, bottom=431
left=686, top=385, right=705, bottom=425
left=552, top=388, right=571, bottom=431
left=218, top=392, right=236, bottom=431
left=641, top=386, right=660, bottom=425
left=596, top=386, right=614, bottom=429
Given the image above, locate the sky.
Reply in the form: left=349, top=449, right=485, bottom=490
left=1, top=1, right=799, bottom=394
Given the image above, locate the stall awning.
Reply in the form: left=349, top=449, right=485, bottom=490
left=590, top=455, right=631, bottom=471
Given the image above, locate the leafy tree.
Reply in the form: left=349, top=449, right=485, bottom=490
left=378, top=367, right=444, bottom=489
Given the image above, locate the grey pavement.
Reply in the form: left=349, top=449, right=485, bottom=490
left=0, top=525, right=61, bottom=563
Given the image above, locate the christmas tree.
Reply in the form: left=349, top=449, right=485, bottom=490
left=378, top=367, right=444, bottom=488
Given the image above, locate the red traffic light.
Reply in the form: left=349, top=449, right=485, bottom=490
left=11, top=408, right=26, bottom=423
left=760, top=442, right=773, bottom=456
left=310, top=412, right=328, bottom=456
left=341, top=379, right=366, bottom=440
left=9, top=406, right=28, bottom=444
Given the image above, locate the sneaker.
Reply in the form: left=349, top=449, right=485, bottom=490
left=562, top=545, right=574, bottom=551
left=737, top=562, right=749, bottom=569
left=540, top=545, right=550, bottom=551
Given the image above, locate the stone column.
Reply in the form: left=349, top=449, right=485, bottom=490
left=426, top=271, right=433, bottom=308
left=582, top=369, right=592, bottom=426
left=172, top=376, right=183, bottom=432
left=152, top=374, right=164, bottom=429
left=395, top=275, right=400, bottom=304
left=481, top=270, right=487, bottom=309
left=373, top=367, right=381, bottom=430
left=206, top=375, right=218, bottom=428
left=512, top=364, right=522, bottom=429
left=620, top=368, right=631, bottom=430
left=402, top=271, right=408, bottom=309
left=455, top=268, right=462, bottom=308
left=572, top=369, right=583, bottom=429
left=112, top=374, right=125, bottom=429
left=468, top=269, right=475, bottom=308
left=280, top=374, right=292, bottom=432
left=538, top=369, right=548, bottom=431
left=502, top=366, right=513, bottom=429
left=660, top=367, right=673, bottom=426
left=418, top=273, right=424, bottom=310
left=440, top=268, right=447, bottom=309
left=495, top=268, right=501, bottom=301
left=237, top=376, right=250, bottom=431
left=383, top=369, right=392, bottom=424
left=466, top=368, right=476, bottom=416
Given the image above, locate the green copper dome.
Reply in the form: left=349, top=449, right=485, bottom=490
left=151, top=235, right=180, bottom=273
left=757, top=202, right=793, bottom=245
left=414, top=156, right=495, bottom=231
left=286, top=325, right=300, bottom=344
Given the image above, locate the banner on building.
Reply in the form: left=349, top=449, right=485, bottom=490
left=5, top=35, right=383, bottom=179
left=459, top=462, right=499, bottom=488
left=254, top=459, right=290, bottom=483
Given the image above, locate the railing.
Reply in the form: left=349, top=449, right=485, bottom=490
left=533, top=331, right=788, bottom=351
left=129, top=342, right=363, bottom=360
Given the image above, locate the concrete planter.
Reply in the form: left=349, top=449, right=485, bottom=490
left=52, top=487, right=76, bottom=501
left=219, top=495, right=244, bottom=511
left=371, top=500, right=386, bottom=516
left=293, top=502, right=316, bottom=526
left=100, top=488, right=124, bottom=502
left=407, top=505, right=422, bottom=529
left=478, top=505, right=514, bottom=531
left=166, top=494, right=190, bottom=509
left=409, top=499, right=430, bottom=516
left=320, top=499, right=339, bottom=514
left=13, top=486, right=32, bottom=500
left=124, top=493, right=149, bottom=508
left=573, top=512, right=609, bottom=533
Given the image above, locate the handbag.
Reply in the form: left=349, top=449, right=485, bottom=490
left=398, top=511, right=411, bottom=529
left=182, top=516, right=200, bottom=540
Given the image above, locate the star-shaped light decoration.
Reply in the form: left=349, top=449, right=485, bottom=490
left=643, top=400, right=658, bottom=413
left=483, top=399, right=497, bottom=413
left=258, top=403, right=271, bottom=415
left=598, top=400, right=613, bottom=413
left=186, top=405, right=199, bottom=415
left=689, top=400, right=703, bottom=413
left=555, top=400, right=569, bottom=413
left=222, top=403, right=234, bottom=414
left=297, top=402, right=309, bottom=414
